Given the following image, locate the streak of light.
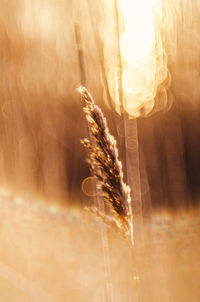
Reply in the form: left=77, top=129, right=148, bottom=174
left=108, top=0, right=171, bottom=116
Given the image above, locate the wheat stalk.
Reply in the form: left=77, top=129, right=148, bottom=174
left=79, top=86, right=134, bottom=246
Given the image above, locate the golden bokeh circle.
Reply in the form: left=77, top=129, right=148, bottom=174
left=81, top=177, right=96, bottom=197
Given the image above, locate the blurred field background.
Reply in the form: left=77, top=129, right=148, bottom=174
left=0, top=191, right=199, bottom=302
left=0, top=0, right=200, bottom=301
left=0, top=0, right=200, bottom=209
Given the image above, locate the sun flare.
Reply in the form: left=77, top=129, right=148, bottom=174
left=115, top=0, right=169, bottom=116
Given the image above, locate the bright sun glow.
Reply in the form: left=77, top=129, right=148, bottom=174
left=120, top=0, right=155, bottom=63
left=116, top=0, right=169, bottom=116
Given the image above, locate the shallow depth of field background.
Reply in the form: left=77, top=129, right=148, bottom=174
left=0, top=0, right=200, bottom=301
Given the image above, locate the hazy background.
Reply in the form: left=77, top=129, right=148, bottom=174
left=0, top=0, right=200, bottom=212
left=0, top=1, right=200, bottom=301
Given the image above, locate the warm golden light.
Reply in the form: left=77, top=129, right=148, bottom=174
left=21, top=0, right=59, bottom=39
left=115, top=0, right=170, bottom=116
left=120, top=0, right=156, bottom=63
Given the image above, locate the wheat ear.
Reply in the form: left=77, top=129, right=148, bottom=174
left=79, top=86, right=134, bottom=246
